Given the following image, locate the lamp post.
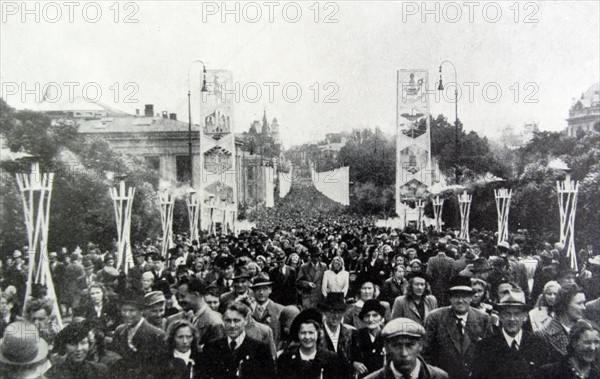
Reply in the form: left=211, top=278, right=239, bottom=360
left=438, top=60, right=459, bottom=184
left=188, top=60, right=208, bottom=188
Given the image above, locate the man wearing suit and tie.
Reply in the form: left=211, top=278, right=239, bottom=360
left=251, top=272, right=284, bottom=347
left=219, top=266, right=255, bottom=314
left=167, top=277, right=224, bottom=348
left=471, top=289, right=553, bottom=379
left=297, top=246, right=328, bottom=309
left=269, top=249, right=297, bottom=305
left=424, top=276, right=491, bottom=379
left=200, top=301, right=276, bottom=379
left=76, top=257, right=97, bottom=290
left=318, top=293, right=354, bottom=378
left=111, top=290, right=167, bottom=378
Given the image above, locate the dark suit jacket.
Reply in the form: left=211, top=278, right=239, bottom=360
left=471, top=330, right=554, bottom=379
left=426, top=253, right=455, bottom=305
left=166, top=306, right=224, bottom=347
left=200, top=335, right=276, bottom=379
left=320, top=323, right=354, bottom=376
left=351, top=328, right=385, bottom=377
left=391, top=295, right=438, bottom=325
left=112, top=319, right=167, bottom=378
left=364, top=357, right=448, bottom=379
left=297, top=261, right=328, bottom=309
left=277, top=346, right=346, bottom=379
left=424, top=307, right=491, bottom=379
left=252, top=299, right=284, bottom=346
left=74, top=297, right=120, bottom=332
left=268, top=265, right=297, bottom=305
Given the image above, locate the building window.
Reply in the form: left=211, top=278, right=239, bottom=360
left=247, top=166, right=255, bottom=181
left=145, top=156, right=160, bottom=171
left=176, top=155, right=192, bottom=183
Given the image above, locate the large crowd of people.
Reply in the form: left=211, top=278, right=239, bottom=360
left=1, top=178, right=599, bottom=379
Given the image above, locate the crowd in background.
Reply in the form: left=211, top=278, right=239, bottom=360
left=1, top=184, right=599, bottom=379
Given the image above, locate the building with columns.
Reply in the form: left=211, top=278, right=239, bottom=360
left=567, top=82, right=600, bottom=137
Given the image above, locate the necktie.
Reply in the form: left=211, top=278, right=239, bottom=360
left=511, top=340, right=519, bottom=352
left=456, top=318, right=464, bottom=335
left=230, top=339, right=237, bottom=351
left=256, top=305, right=264, bottom=318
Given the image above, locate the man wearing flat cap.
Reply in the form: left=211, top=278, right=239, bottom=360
left=423, top=276, right=491, bottom=379
left=144, top=290, right=166, bottom=330
left=46, top=322, right=108, bottom=379
left=297, top=246, right=328, bottom=309
left=111, top=290, right=167, bottom=378
left=471, top=289, right=552, bottom=379
left=364, top=318, right=448, bottom=379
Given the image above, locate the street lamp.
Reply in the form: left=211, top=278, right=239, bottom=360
left=188, top=60, right=208, bottom=188
left=438, top=60, right=460, bottom=184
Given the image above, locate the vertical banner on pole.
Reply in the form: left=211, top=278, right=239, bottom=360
left=186, top=193, right=200, bottom=241
left=110, top=181, right=135, bottom=274
left=494, top=188, right=512, bottom=244
left=159, top=191, right=175, bottom=257
left=432, top=196, right=444, bottom=232
left=416, top=200, right=425, bottom=232
left=200, top=69, right=237, bottom=234
left=557, top=174, right=579, bottom=270
left=396, top=69, right=432, bottom=217
left=458, top=191, right=472, bottom=242
left=16, top=163, right=62, bottom=328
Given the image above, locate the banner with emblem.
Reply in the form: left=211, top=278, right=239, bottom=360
left=396, top=69, right=433, bottom=215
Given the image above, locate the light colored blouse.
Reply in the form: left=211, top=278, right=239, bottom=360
left=529, top=306, right=553, bottom=332
left=322, top=269, right=349, bottom=296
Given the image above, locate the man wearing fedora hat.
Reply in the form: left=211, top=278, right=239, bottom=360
left=251, top=273, right=284, bottom=346
left=424, top=276, right=491, bottom=379
left=219, top=266, right=255, bottom=314
left=471, top=289, right=553, bottom=379
left=364, top=318, right=448, bottom=379
left=0, top=321, right=52, bottom=379
left=268, top=248, right=297, bottom=306
left=297, top=246, right=328, bottom=309
left=317, top=292, right=354, bottom=377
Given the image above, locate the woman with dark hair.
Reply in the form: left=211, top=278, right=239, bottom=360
left=74, top=282, right=120, bottom=333
left=536, top=320, right=600, bottom=379
left=537, top=283, right=588, bottom=360
left=277, top=309, right=344, bottom=379
left=391, top=272, right=438, bottom=325
left=158, top=319, right=202, bottom=378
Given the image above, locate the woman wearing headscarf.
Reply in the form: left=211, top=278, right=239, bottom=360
left=529, top=281, right=561, bottom=332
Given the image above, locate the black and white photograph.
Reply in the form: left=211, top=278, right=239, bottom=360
left=1, top=1, right=599, bottom=378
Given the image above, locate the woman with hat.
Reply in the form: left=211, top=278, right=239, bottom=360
left=345, top=279, right=391, bottom=329
left=0, top=321, right=52, bottom=379
left=351, top=299, right=386, bottom=378
left=46, top=322, right=108, bottom=379
left=277, top=309, right=345, bottom=379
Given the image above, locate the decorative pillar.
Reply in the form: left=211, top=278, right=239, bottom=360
left=494, top=188, right=512, bottom=244
left=432, top=196, right=444, bottom=232
left=159, top=191, right=175, bottom=257
left=186, top=190, right=200, bottom=241
left=557, top=171, right=579, bottom=270
left=109, top=181, right=135, bottom=273
left=416, top=199, right=425, bottom=232
left=458, top=191, right=472, bottom=242
left=16, top=163, right=62, bottom=327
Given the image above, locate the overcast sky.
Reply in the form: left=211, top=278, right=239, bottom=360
left=1, top=1, right=599, bottom=147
